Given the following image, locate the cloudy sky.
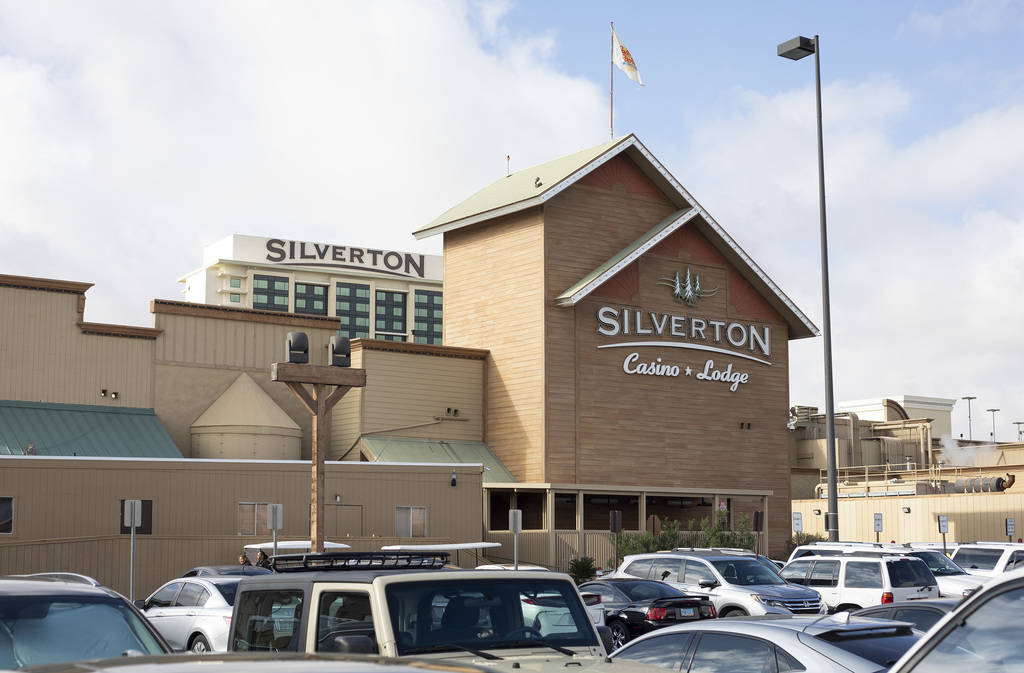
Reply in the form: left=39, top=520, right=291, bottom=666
left=1, top=1, right=1022, bottom=440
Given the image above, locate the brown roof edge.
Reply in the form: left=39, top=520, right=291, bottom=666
left=78, top=322, right=163, bottom=340
left=151, top=299, right=342, bottom=330
left=351, top=338, right=489, bottom=360
left=0, top=273, right=93, bottom=294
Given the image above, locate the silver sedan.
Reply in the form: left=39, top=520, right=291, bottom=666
left=140, top=576, right=239, bottom=652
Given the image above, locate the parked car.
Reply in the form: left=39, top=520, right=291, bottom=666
left=0, top=576, right=170, bottom=668
left=227, top=550, right=662, bottom=673
left=139, top=576, right=241, bottom=651
left=609, top=549, right=825, bottom=616
left=781, top=554, right=938, bottom=612
left=182, top=565, right=271, bottom=578
left=15, top=573, right=103, bottom=587
left=578, top=579, right=715, bottom=649
left=949, top=542, right=1024, bottom=577
left=788, top=542, right=984, bottom=598
left=610, top=614, right=921, bottom=672
left=887, top=567, right=1024, bottom=672
left=852, top=598, right=962, bottom=632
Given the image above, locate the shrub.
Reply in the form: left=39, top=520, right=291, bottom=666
left=568, top=556, right=597, bottom=584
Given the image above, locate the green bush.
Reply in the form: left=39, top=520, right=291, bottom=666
left=785, top=531, right=827, bottom=555
left=568, top=556, right=597, bottom=584
left=617, top=513, right=757, bottom=559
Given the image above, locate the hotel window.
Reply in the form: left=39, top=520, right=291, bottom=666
left=119, top=499, right=153, bottom=535
left=336, top=283, right=371, bottom=339
left=229, top=293, right=241, bottom=303
left=396, top=506, right=427, bottom=537
left=229, top=277, right=242, bottom=288
left=295, top=282, right=327, bottom=316
left=253, top=274, right=289, bottom=312
left=375, top=290, right=407, bottom=341
left=413, top=290, right=443, bottom=344
left=0, top=496, right=11, bottom=534
left=236, top=502, right=272, bottom=535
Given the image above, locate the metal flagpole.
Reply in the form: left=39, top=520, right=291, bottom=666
left=610, top=21, right=614, bottom=139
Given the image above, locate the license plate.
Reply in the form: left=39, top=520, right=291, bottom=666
left=678, top=607, right=696, bottom=618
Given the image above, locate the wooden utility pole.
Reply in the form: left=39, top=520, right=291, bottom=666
left=271, top=361, right=365, bottom=552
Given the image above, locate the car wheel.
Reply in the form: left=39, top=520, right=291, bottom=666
left=720, top=608, right=748, bottom=617
left=189, top=635, right=211, bottom=653
left=609, top=620, right=629, bottom=650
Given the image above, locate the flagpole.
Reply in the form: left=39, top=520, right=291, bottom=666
left=610, top=21, right=614, bottom=139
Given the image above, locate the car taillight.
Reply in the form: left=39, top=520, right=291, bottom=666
left=700, top=603, right=716, bottom=618
left=881, top=592, right=894, bottom=604
left=646, top=607, right=668, bottom=620
left=522, top=598, right=538, bottom=605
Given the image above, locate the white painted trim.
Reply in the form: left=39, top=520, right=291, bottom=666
left=413, top=197, right=544, bottom=240
left=0, top=455, right=483, bottom=468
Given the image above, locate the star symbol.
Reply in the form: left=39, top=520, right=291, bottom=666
left=684, top=366, right=692, bottom=376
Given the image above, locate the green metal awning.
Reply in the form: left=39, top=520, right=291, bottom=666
left=355, top=435, right=516, bottom=483
left=0, top=400, right=182, bottom=458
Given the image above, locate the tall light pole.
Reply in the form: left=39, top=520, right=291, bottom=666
left=987, top=408, right=1000, bottom=443
left=778, top=35, right=838, bottom=541
left=962, top=395, right=976, bottom=440
left=1014, top=421, right=1024, bottom=442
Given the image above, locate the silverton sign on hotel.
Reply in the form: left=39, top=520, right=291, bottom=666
left=595, top=267, right=772, bottom=393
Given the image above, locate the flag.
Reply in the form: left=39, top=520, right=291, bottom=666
left=612, top=27, right=642, bottom=85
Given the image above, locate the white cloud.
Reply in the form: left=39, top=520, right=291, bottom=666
left=0, top=1, right=605, bottom=325
left=905, top=0, right=1022, bottom=38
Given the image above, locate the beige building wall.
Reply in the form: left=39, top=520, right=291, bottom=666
left=0, top=457, right=483, bottom=597
left=0, top=277, right=159, bottom=409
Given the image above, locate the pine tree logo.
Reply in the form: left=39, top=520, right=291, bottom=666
left=658, top=267, right=718, bottom=306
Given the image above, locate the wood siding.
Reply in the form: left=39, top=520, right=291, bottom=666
left=0, top=457, right=482, bottom=597
left=0, top=286, right=155, bottom=407
left=443, top=209, right=547, bottom=482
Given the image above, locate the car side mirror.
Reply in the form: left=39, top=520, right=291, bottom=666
left=329, top=635, right=376, bottom=654
left=698, top=579, right=719, bottom=589
left=133, top=599, right=147, bottom=610
left=596, top=625, right=614, bottom=654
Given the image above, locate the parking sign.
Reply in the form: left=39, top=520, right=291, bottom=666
left=792, top=512, right=803, bottom=533
left=873, top=513, right=883, bottom=533
left=938, top=515, right=948, bottom=534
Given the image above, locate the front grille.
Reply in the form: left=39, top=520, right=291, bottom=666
left=779, top=598, right=822, bottom=614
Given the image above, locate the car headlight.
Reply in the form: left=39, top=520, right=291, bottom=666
left=752, top=594, right=789, bottom=609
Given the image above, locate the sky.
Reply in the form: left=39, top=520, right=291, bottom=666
left=1, top=1, right=1022, bottom=442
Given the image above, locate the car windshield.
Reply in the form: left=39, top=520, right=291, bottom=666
left=816, top=629, right=920, bottom=667
left=211, top=580, right=239, bottom=604
left=911, top=550, right=968, bottom=576
left=386, top=578, right=598, bottom=656
left=953, top=548, right=1003, bottom=571
left=615, top=581, right=684, bottom=601
left=0, top=594, right=166, bottom=668
left=710, top=559, right=786, bottom=586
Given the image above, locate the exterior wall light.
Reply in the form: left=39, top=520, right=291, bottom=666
left=812, top=509, right=822, bottom=515
left=902, top=507, right=912, bottom=514
left=451, top=473, right=457, bottom=487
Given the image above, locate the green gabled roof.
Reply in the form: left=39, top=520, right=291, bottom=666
left=0, top=400, right=182, bottom=458
left=414, top=136, right=635, bottom=239
left=356, top=435, right=516, bottom=483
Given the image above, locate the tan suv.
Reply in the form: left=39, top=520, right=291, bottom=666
left=229, top=551, right=656, bottom=673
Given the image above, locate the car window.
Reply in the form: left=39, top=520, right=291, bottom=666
left=174, top=582, right=206, bottom=607
left=689, top=633, right=775, bottom=673
left=845, top=561, right=883, bottom=589
left=1004, top=551, right=1024, bottom=571
left=808, top=561, right=839, bottom=588
left=909, top=585, right=1024, bottom=672
left=624, top=559, right=655, bottom=579
left=317, top=592, right=374, bottom=652
left=909, top=551, right=967, bottom=577
left=613, top=632, right=692, bottom=670
left=213, top=581, right=238, bottom=605
left=710, top=560, right=786, bottom=586
left=148, top=582, right=183, bottom=608
left=619, top=582, right=683, bottom=601
left=781, top=561, right=811, bottom=584
left=855, top=606, right=893, bottom=620
left=683, top=561, right=715, bottom=585
left=893, top=607, right=943, bottom=631
left=651, top=559, right=684, bottom=583
left=776, top=647, right=806, bottom=672
left=815, top=630, right=919, bottom=667
left=887, top=560, right=935, bottom=587
left=952, top=547, right=1003, bottom=571
left=231, top=590, right=304, bottom=652
left=582, top=584, right=623, bottom=603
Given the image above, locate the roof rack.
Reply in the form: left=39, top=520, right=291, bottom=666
left=667, top=547, right=756, bottom=556
left=270, top=551, right=450, bottom=572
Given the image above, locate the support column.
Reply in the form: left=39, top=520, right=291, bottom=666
left=638, top=491, right=647, bottom=533
left=547, top=489, right=556, bottom=568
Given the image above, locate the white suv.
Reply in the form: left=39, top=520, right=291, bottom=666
left=609, top=550, right=825, bottom=617
left=949, top=542, right=1024, bottom=578
left=781, top=554, right=938, bottom=612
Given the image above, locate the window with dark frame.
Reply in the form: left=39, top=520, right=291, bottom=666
left=119, top=499, right=153, bottom=535
left=0, top=496, right=11, bottom=534
left=395, top=506, right=427, bottom=537
left=375, top=290, right=407, bottom=341
left=253, top=274, right=289, bottom=312
left=335, top=282, right=371, bottom=339
left=413, top=290, right=443, bottom=344
left=236, top=502, right=273, bottom=536
left=295, top=282, right=328, bottom=316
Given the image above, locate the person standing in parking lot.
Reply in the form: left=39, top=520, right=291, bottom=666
left=239, top=553, right=252, bottom=566
left=256, top=550, right=271, bottom=568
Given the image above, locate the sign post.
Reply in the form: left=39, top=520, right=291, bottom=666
left=610, top=510, right=623, bottom=568
left=1007, top=517, right=1016, bottom=542
left=509, top=509, right=523, bottom=570
left=938, top=515, right=949, bottom=556
left=873, top=513, right=883, bottom=543
left=268, top=503, right=283, bottom=556
left=123, top=499, right=142, bottom=600
left=792, top=511, right=803, bottom=534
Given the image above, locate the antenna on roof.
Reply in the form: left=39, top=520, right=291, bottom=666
left=506, top=155, right=510, bottom=177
